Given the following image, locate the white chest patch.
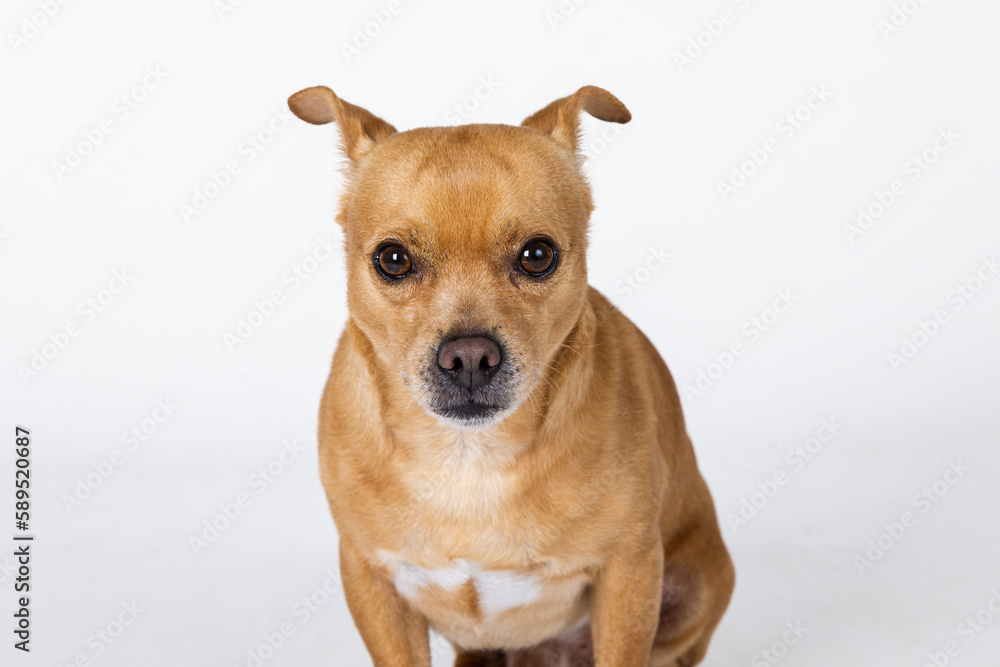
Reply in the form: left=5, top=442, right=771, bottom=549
left=383, top=554, right=542, bottom=615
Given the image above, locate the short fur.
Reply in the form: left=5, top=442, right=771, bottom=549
left=288, top=84, right=734, bottom=667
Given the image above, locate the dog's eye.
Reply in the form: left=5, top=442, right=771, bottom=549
left=375, top=244, right=412, bottom=278
left=519, top=239, right=556, bottom=276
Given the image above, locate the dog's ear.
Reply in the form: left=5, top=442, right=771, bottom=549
left=288, top=86, right=397, bottom=164
left=521, top=85, right=630, bottom=154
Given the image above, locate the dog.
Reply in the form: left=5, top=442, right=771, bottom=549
left=287, top=84, right=734, bottom=667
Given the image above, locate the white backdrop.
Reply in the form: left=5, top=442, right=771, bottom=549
left=2, top=0, right=999, bottom=665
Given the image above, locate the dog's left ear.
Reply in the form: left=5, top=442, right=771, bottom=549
left=521, top=85, right=630, bottom=154
left=288, top=86, right=397, bottom=164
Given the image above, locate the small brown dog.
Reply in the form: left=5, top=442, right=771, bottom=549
left=288, top=84, right=734, bottom=667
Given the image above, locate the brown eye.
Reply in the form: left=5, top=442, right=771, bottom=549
left=375, top=244, right=411, bottom=278
left=519, top=239, right=556, bottom=276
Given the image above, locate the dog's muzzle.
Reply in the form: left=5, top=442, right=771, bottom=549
left=424, top=334, right=514, bottom=425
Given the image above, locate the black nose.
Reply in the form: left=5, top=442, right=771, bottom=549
left=437, top=336, right=502, bottom=390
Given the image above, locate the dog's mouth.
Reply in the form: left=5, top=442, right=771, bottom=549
left=430, top=400, right=505, bottom=424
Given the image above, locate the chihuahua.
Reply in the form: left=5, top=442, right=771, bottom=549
left=288, top=84, right=734, bottom=667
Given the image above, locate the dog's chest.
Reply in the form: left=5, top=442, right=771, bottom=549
left=395, top=431, right=525, bottom=519
left=380, top=554, right=547, bottom=615
left=377, top=549, right=591, bottom=649
left=373, top=438, right=592, bottom=647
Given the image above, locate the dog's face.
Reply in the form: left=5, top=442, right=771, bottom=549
left=343, top=126, right=592, bottom=428
left=289, top=86, right=630, bottom=428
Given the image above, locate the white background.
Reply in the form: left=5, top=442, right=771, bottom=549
left=2, top=0, right=999, bottom=665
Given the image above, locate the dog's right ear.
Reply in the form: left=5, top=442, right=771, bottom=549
left=288, top=86, right=397, bottom=164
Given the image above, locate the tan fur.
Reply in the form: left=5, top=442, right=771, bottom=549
left=289, top=85, right=734, bottom=667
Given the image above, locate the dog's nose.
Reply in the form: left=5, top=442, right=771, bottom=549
left=437, top=336, right=502, bottom=390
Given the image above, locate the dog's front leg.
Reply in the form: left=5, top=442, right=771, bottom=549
left=339, top=538, right=432, bottom=667
left=590, top=541, right=664, bottom=667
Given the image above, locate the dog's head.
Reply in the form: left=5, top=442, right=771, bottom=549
left=289, top=85, right=630, bottom=429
